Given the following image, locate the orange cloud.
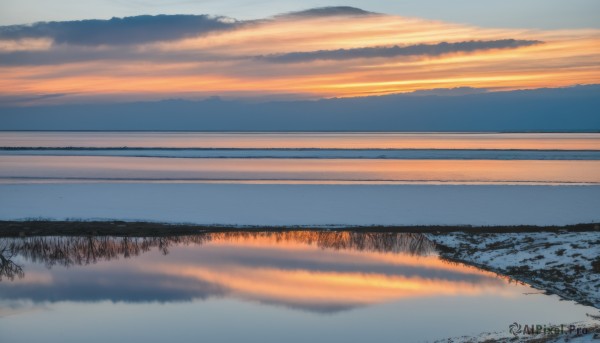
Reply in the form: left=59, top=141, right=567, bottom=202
left=0, top=11, right=598, bottom=103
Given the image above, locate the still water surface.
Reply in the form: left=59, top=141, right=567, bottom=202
left=0, top=232, right=597, bottom=343
left=1, top=132, right=599, bottom=184
left=0, top=156, right=599, bottom=184
left=1, top=132, right=599, bottom=149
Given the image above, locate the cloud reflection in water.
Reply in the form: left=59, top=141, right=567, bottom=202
left=0, top=231, right=513, bottom=314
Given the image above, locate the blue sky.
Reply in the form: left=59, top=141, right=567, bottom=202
left=1, top=0, right=599, bottom=29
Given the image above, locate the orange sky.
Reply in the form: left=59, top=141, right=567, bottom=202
left=0, top=11, right=599, bottom=104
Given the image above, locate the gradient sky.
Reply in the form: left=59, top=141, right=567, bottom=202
left=2, top=0, right=600, bottom=28
left=0, top=1, right=599, bottom=105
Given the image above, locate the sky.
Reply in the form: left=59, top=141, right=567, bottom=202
left=2, top=0, right=599, bottom=29
left=0, top=1, right=599, bottom=105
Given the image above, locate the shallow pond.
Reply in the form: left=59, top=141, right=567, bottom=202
left=0, top=231, right=597, bottom=342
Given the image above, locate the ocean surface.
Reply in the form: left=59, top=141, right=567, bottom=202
left=1, top=132, right=599, bottom=184
left=1, top=132, right=599, bottom=226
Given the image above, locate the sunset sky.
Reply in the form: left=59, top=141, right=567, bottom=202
left=0, top=0, right=599, bottom=105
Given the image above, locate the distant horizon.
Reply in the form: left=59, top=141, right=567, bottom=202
left=1, top=83, right=598, bottom=107
left=2, top=85, right=598, bottom=132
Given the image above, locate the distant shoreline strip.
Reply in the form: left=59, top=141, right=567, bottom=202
left=0, top=177, right=598, bottom=186
left=1, top=147, right=599, bottom=160
left=0, top=221, right=597, bottom=237
left=2, top=147, right=599, bottom=151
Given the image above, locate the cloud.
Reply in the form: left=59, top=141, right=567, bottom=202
left=279, top=6, right=375, bottom=18
left=0, top=7, right=596, bottom=103
left=261, top=39, right=543, bottom=63
left=0, top=93, right=68, bottom=106
left=0, top=15, right=239, bottom=46
left=0, top=45, right=231, bottom=66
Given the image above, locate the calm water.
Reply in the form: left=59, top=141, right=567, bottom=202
left=1, top=133, right=599, bottom=341
left=0, top=232, right=597, bottom=343
left=1, top=132, right=599, bottom=149
left=1, top=132, right=599, bottom=184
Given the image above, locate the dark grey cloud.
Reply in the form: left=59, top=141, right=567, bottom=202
left=0, top=7, right=374, bottom=47
left=0, top=14, right=239, bottom=46
left=262, top=39, right=543, bottom=63
left=0, top=45, right=230, bottom=66
left=408, top=87, right=489, bottom=96
left=0, top=93, right=69, bottom=106
left=3, top=84, right=597, bottom=131
left=279, top=6, right=375, bottom=18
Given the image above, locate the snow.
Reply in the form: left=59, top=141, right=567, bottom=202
left=429, top=226, right=600, bottom=343
left=0, top=183, right=598, bottom=226
left=428, top=231, right=600, bottom=308
left=434, top=323, right=599, bottom=343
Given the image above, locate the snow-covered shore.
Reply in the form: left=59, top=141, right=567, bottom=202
left=429, top=229, right=600, bottom=342
left=434, top=322, right=599, bottom=343
left=0, top=183, right=599, bottom=226
left=428, top=230, right=600, bottom=309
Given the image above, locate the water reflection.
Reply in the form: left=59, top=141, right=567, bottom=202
left=0, top=231, right=518, bottom=314
left=2, top=156, right=600, bottom=183
left=1, top=232, right=435, bottom=269
left=0, top=244, right=24, bottom=281
left=1, top=132, right=599, bottom=150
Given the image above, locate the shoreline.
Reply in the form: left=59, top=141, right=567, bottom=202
left=428, top=230, right=600, bottom=310
left=0, top=220, right=598, bottom=237
left=2, top=220, right=599, bottom=341
left=3, top=184, right=598, bottom=227
left=2, top=220, right=598, bottom=310
left=438, top=253, right=599, bottom=309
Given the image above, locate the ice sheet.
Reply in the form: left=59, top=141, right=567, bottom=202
left=1, top=183, right=598, bottom=226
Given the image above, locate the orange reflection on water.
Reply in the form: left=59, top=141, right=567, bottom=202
left=203, top=232, right=498, bottom=277
left=0, top=232, right=524, bottom=312
left=1, top=132, right=599, bottom=150
left=140, top=232, right=514, bottom=309
left=152, top=265, right=511, bottom=308
left=2, top=155, right=599, bottom=183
